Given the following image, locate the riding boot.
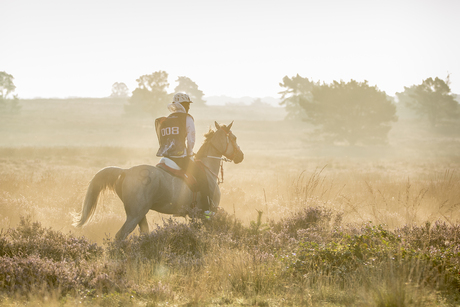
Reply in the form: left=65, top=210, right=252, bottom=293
left=204, top=196, right=215, bottom=219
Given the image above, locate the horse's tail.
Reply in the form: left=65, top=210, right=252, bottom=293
left=73, top=167, right=124, bottom=228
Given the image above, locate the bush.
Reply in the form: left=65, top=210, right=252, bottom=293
left=0, top=217, right=103, bottom=262
left=279, top=222, right=460, bottom=291
left=0, top=255, right=78, bottom=295
left=270, top=205, right=341, bottom=239
left=396, top=220, right=460, bottom=249
left=107, top=218, right=207, bottom=265
left=202, top=208, right=252, bottom=248
left=0, top=217, right=124, bottom=297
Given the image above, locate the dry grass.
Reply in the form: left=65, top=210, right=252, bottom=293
left=1, top=99, right=460, bottom=305
left=2, top=146, right=458, bottom=245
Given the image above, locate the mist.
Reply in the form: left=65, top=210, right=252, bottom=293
left=2, top=0, right=460, bottom=304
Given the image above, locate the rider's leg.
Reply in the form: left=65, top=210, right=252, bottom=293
left=170, top=157, right=210, bottom=211
left=170, top=157, right=189, bottom=170
left=189, top=162, right=210, bottom=211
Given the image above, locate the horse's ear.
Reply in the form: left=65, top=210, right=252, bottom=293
left=215, top=121, right=220, bottom=130
left=228, top=121, right=234, bottom=130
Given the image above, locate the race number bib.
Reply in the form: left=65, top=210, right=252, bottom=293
left=161, top=126, right=179, bottom=136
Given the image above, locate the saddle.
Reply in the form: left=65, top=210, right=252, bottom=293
left=156, top=157, right=199, bottom=192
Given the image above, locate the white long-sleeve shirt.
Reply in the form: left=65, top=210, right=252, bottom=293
left=184, top=114, right=195, bottom=156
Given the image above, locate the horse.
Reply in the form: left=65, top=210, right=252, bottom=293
left=73, top=121, right=244, bottom=240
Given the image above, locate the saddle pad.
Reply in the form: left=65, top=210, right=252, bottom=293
left=159, top=157, right=180, bottom=170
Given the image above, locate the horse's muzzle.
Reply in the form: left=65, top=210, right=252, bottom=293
left=233, top=150, right=244, bottom=164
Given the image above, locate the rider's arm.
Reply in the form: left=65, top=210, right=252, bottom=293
left=185, top=115, right=195, bottom=156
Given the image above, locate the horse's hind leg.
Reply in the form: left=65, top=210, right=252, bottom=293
left=116, top=214, right=148, bottom=240
left=115, top=217, right=138, bottom=240
left=138, top=216, right=149, bottom=234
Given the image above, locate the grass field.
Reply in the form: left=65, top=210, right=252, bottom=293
left=0, top=98, right=459, bottom=306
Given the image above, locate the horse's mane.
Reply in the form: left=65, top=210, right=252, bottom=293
left=203, top=128, right=216, bottom=142
left=196, top=128, right=215, bottom=159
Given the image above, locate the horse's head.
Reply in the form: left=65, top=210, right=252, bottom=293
left=211, top=121, right=244, bottom=164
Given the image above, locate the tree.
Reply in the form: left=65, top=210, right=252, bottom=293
left=125, top=71, right=171, bottom=117
left=0, top=71, right=16, bottom=99
left=0, top=71, right=20, bottom=114
left=174, top=76, right=206, bottom=106
left=110, top=82, right=129, bottom=98
left=396, top=76, right=458, bottom=127
left=279, top=74, right=317, bottom=120
left=290, top=79, right=397, bottom=145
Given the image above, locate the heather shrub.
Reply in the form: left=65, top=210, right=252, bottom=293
left=0, top=255, right=126, bottom=296
left=106, top=209, right=260, bottom=266
left=396, top=222, right=460, bottom=290
left=0, top=217, right=125, bottom=298
left=280, top=223, right=400, bottom=277
left=279, top=221, right=460, bottom=292
left=202, top=208, right=253, bottom=248
left=1, top=207, right=459, bottom=304
left=396, top=220, right=460, bottom=249
left=0, top=255, right=78, bottom=295
left=0, top=217, right=103, bottom=262
left=107, top=218, right=208, bottom=266
left=270, top=205, right=341, bottom=239
left=244, top=206, right=344, bottom=253
left=202, top=208, right=246, bottom=236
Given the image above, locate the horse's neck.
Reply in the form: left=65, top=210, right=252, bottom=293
left=197, top=143, right=222, bottom=182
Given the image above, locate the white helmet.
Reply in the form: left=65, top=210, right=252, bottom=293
left=173, top=93, right=193, bottom=104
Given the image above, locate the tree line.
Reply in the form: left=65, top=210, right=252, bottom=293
left=2, top=69, right=459, bottom=146
left=279, top=74, right=459, bottom=145
left=114, top=71, right=460, bottom=145
left=110, top=71, right=206, bottom=117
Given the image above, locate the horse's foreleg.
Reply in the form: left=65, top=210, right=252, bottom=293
left=138, top=216, right=149, bottom=234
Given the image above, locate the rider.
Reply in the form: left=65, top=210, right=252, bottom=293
left=155, top=93, right=211, bottom=215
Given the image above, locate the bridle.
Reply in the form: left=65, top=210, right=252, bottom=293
left=209, top=130, right=239, bottom=162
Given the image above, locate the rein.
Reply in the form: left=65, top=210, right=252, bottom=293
left=197, top=155, right=231, bottom=185
left=206, top=155, right=232, bottom=162
left=197, top=158, right=225, bottom=184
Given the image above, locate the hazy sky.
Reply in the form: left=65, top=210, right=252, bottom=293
left=1, top=0, right=459, bottom=99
